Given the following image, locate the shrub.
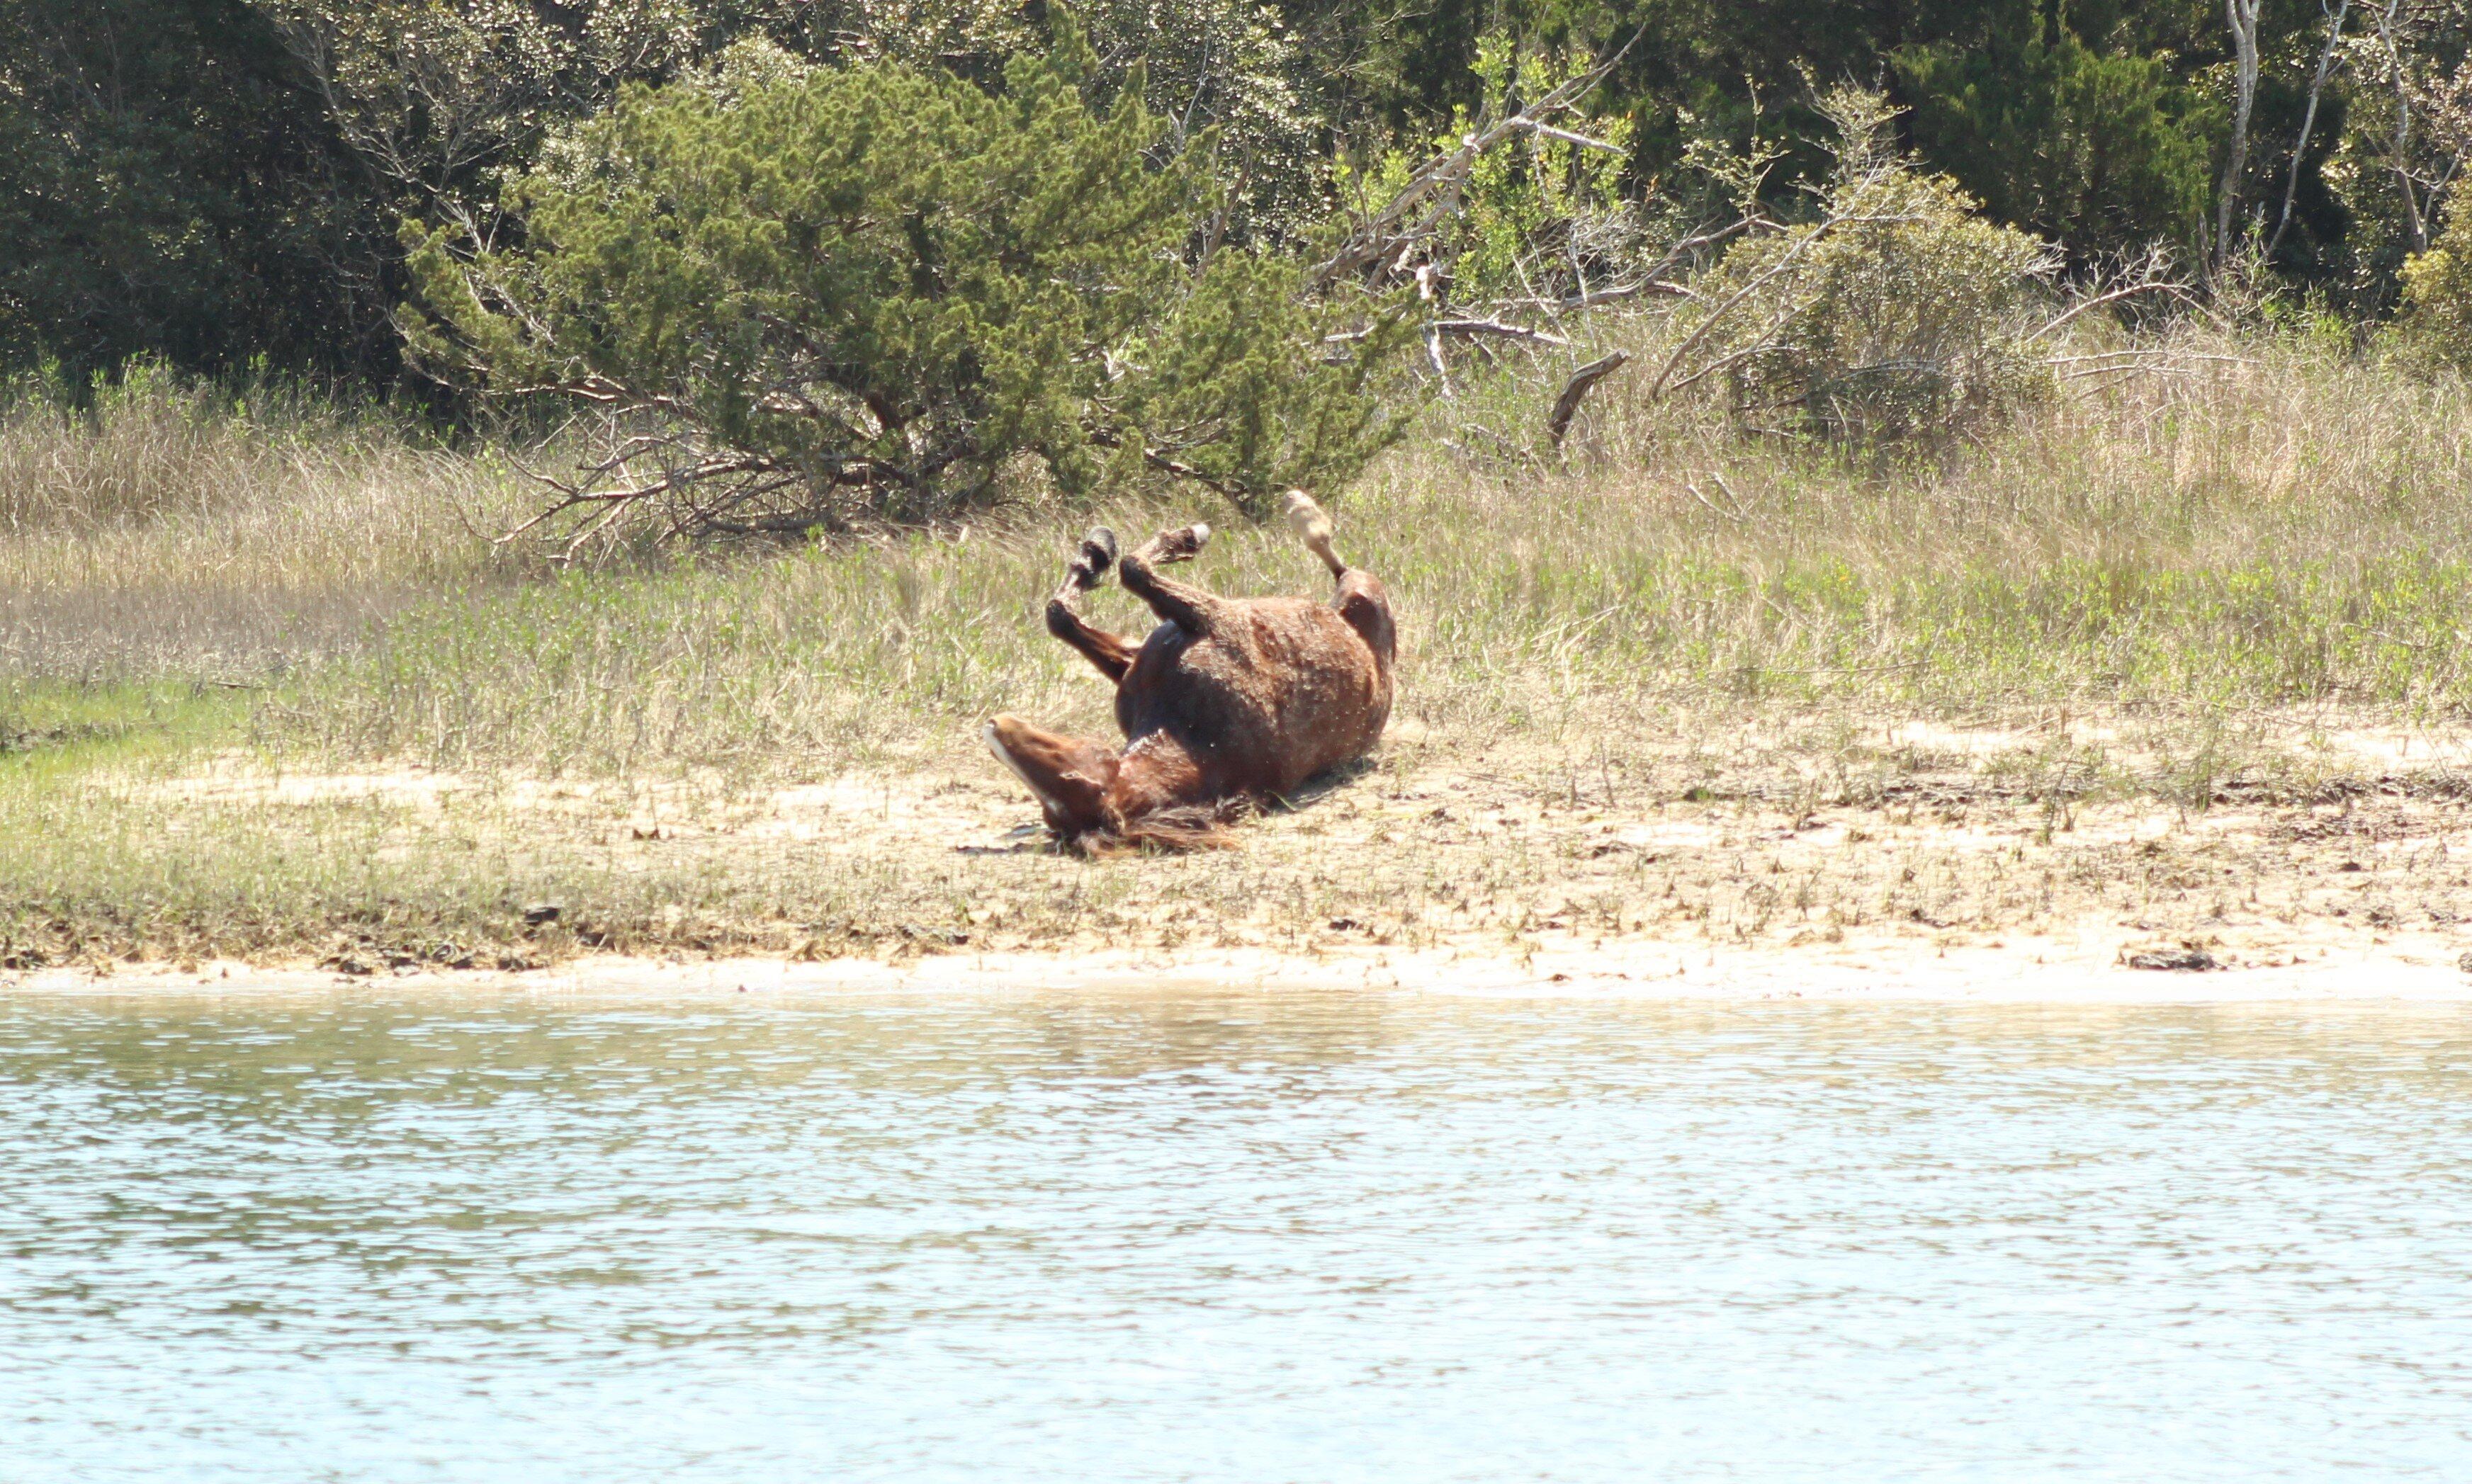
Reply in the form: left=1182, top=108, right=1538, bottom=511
left=2399, top=210, right=2472, bottom=373
left=402, top=21, right=1412, bottom=548
left=1660, top=90, right=2061, bottom=443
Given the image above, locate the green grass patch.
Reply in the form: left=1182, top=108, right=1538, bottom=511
left=0, top=679, right=251, bottom=777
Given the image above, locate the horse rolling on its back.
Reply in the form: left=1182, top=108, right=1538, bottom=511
left=985, top=491, right=1396, bottom=851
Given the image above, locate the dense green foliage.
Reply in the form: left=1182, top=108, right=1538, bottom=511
left=1893, top=12, right=2217, bottom=259
left=406, top=28, right=1409, bottom=527
left=3, top=0, right=2469, bottom=392
left=0, top=0, right=380, bottom=383
left=2400, top=208, right=2472, bottom=368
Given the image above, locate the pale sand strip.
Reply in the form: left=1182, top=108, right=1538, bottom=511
left=15, top=931, right=2466, bottom=1003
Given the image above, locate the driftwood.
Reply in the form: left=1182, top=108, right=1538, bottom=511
left=1546, top=351, right=1631, bottom=449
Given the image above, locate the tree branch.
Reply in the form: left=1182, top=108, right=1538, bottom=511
left=1308, top=28, right=1643, bottom=292
left=2266, top=0, right=2352, bottom=262
left=1547, top=350, right=1631, bottom=449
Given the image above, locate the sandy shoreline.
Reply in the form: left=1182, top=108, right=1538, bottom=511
left=15, top=709, right=2472, bottom=999
left=14, top=927, right=2470, bottom=1002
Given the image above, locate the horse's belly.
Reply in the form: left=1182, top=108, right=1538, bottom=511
left=1116, top=608, right=1387, bottom=793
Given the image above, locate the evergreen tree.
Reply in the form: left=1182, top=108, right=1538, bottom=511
left=1894, top=2, right=2218, bottom=258
left=405, top=21, right=1411, bottom=536
left=0, top=0, right=387, bottom=383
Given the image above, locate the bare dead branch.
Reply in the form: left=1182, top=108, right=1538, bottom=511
left=2375, top=0, right=2430, bottom=252
left=1546, top=351, right=1632, bottom=448
left=1309, top=28, right=1642, bottom=293
left=2029, top=252, right=2192, bottom=342
left=2053, top=351, right=2262, bottom=374
left=1528, top=123, right=1628, bottom=154
left=1553, top=281, right=1694, bottom=310
left=2267, top=0, right=2353, bottom=261
left=1683, top=479, right=1746, bottom=523
left=1433, top=318, right=1571, bottom=345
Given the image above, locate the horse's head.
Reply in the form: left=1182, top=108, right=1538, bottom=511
left=983, top=715, right=1117, bottom=837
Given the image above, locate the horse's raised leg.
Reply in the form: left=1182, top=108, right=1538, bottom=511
left=1282, top=489, right=1394, bottom=661
left=1282, top=489, right=1348, bottom=583
left=1119, top=523, right=1221, bottom=635
left=1042, top=527, right=1136, bottom=684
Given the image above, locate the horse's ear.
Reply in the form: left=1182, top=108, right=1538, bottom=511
left=1336, top=582, right=1394, bottom=660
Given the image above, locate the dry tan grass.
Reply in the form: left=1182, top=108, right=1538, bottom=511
left=247, top=319, right=2472, bottom=780
left=0, top=369, right=529, bottom=681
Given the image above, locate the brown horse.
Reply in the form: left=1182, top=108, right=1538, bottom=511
left=986, top=491, right=1396, bottom=851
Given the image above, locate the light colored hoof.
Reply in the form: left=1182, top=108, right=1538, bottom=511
left=1282, top=490, right=1333, bottom=546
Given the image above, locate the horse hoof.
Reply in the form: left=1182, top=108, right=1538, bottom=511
left=1071, top=527, right=1119, bottom=589
left=1153, top=523, right=1209, bottom=563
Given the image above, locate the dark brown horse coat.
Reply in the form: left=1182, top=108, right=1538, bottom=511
left=986, top=492, right=1395, bottom=849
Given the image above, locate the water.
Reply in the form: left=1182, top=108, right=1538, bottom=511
left=2, top=989, right=2468, bottom=1483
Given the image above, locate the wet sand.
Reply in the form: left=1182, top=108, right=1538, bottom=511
left=17, top=924, right=2467, bottom=1003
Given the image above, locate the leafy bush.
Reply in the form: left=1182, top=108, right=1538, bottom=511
left=2399, top=209, right=2472, bottom=373
left=803, top=0, right=1333, bottom=242
left=402, top=21, right=1411, bottom=545
left=1338, top=35, right=1642, bottom=310
left=1663, top=91, right=2060, bottom=442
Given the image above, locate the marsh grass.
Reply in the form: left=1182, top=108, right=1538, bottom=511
left=0, top=364, right=530, bottom=682
left=8, top=332, right=2472, bottom=963
left=270, top=320, right=2472, bottom=779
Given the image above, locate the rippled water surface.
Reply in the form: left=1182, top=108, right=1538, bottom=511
left=3, top=989, right=2469, bottom=1482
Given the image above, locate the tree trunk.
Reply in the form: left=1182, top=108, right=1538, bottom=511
left=2216, top=0, right=2263, bottom=270
left=2374, top=0, right=2428, bottom=253
left=2265, top=0, right=2351, bottom=264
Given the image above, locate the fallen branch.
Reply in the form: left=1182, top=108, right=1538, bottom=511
left=1546, top=350, right=1631, bottom=448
